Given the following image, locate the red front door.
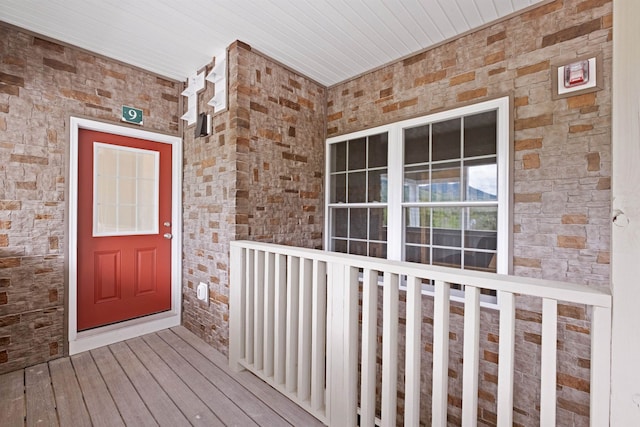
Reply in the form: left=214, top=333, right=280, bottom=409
left=77, top=129, right=172, bottom=331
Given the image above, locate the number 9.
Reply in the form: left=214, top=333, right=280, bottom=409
left=129, top=110, right=137, bottom=119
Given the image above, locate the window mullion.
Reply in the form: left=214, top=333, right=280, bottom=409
left=387, top=124, right=403, bottom=261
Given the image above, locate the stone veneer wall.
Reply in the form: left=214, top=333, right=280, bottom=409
left=327, top=0, right=611, bottom=425
left=181, top=42, right=325, bottom=352
left=0, top=23, right=180, bottom=374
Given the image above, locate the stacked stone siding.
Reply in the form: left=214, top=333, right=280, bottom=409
left=0, top=0, right=614, bottom=423
left=327, top=0, right=611, bottom=425
left=180, top=42, right=326, bottom=352
left=234, top=44, right=326, bottom=247
left=0, top=24, right=180, bottom=374
left=327, top=0, right=611, bottom=292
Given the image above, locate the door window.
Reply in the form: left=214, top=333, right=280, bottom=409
left=93, top=143, right=159, bottom=236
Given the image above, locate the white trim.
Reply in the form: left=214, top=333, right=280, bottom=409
left=68, top=117, right=182, bottom=355
left=611, top=1, right=640, bottom=425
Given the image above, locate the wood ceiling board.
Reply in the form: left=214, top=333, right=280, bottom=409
left=0, top=0, right=548, bottom=85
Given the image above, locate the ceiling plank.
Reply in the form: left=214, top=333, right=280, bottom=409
left=0, top=0, right=547, bottom=85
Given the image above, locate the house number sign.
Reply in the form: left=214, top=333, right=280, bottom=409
left=122, top=105, right=143, bottom=125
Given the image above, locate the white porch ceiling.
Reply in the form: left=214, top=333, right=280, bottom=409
left=0, top=0, right=546, bottom=86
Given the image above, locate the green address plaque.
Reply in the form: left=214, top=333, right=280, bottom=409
left=122, top=105, right=143, bottom=125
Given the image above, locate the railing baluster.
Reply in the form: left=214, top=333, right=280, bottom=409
left=432, top=280, right=450, bottom=427
left=285, top=255, right=300, bottom=393
left=346, top=266, right=360, bottom=425
left=462, top=285, right=481, bottom=426
left=245, top=249, right=255, bottom=365
left=229, top=245, right=246, bottom=372
left=540, top=298, right=558, bottom=426
left=298, top=258, right=313, bottom=401
left=273, top=253, right=287, bottom=385
left=254, top=250, right=265, bottom=370
left=497, top=291, right=515, bottom=427
left=405, top=275, right=422, bottom=427
left=360, top=268, right=379, bottom=427
left=264, top=252, right=275, bottom=377
left=381, top=272, right=399, bottom=426
left=590, top=304, right=612, bottom=427
left=310, top=260, right=327, bottom=411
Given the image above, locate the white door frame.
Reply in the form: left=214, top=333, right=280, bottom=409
left=611, top=1, right=640, bottom=424
left=68, top=117, right=182, bottom=355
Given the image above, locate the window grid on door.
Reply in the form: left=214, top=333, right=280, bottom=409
left=93, top=143, right=159, bottom=236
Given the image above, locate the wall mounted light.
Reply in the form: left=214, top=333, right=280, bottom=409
left=194, top=113, right=211, bottom=137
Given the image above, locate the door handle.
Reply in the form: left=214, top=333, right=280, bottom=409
left=163, top=233, right=173, bottom=240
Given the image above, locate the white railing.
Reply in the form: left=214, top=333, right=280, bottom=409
left=229, top=241, right=612, bottom=426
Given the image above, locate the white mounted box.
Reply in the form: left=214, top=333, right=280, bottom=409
left=197, top=282, right=209, bottom=303
left=557, top=57, right=597, bottom=95
left=552, top=54, right=603, bottom=99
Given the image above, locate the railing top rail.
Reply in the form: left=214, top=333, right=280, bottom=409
left=231, top=240, right=611, bottom=308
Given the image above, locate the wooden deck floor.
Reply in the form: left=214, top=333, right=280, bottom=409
left=0, top=327, right=326, bottom=427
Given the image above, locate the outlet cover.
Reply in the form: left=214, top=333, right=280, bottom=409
left=197, top=282, right=209, bottom=304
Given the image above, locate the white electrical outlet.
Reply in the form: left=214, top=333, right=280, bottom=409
left=196, top=282, right=209, bottom=303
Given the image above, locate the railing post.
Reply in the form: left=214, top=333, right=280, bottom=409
left=273, top=253, right=287, bottom=385
left=432, top=280, right=451, bottom=427
left=229, top=243, right=246, bottom=372
left=360, top=269, right=379, bottom=427
left=381, top=272, right=399, bottom=425
left=540, top=298, right=558, bottom=426
left=461, top=286, right=481, bottom=426
left=496, top=291, right=515, bottom=427
left=590, top=305, right=612, bottom=426
left=405, top=275, right=422, bottom=426
left=310, top=260, right=327, bottom=411
left=326, top=262, right=359, bottom=426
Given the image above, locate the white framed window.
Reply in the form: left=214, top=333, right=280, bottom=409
left=325, top=97, right=510, bottom=302
left=93, top=143, right=160, bottom=237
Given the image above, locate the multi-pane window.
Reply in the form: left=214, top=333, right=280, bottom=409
left=326, top=97, right=510, bottom=291
left=328, top=133, right=388, bottom=258
left=403, top=110, right=499, bottom=273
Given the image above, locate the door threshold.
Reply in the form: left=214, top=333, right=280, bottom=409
left=69, top=311, right=180, bottom=355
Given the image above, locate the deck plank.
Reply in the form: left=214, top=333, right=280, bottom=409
left=71, top=352, right=125, bottom=427
left=125, top=337, right=224, bottom=426
left=170, top=327, right=325, bottom=426
left=141, top=333, right=259, bottom=427
left=90, top=346, right=158, bottom=427
left=1, top=327, right=328, bottom=427
left=158, top=328, right=291, bottom=427
left=49, top=358, right=91, bottom=427
left=172, top=327, right=326, bottom=426
left=108, top=341, right=191, bottom=427
left=25, top=363, right=58, bottom=427
left=0, top=370, right=25, bottom=427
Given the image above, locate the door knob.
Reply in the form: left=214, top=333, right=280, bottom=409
left=163, top=233, right=173, bottom=239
